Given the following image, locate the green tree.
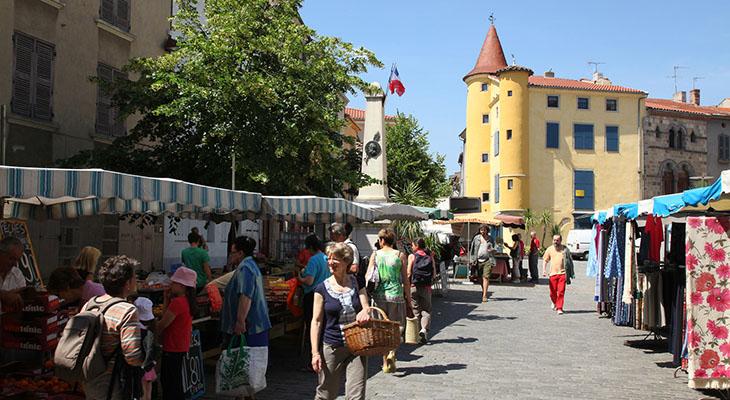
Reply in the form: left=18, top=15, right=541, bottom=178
left=386, top=112, right=450, bottom=207
left=61, top=0, right=381, bottom=196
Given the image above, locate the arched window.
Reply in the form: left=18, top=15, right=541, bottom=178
left=662, top=164, right=675, bottom=194
left=668, top=128, right=676, bottom=148
left=677, top=129, right=684, bottom=149
left=677, top=165, right=690, bottom=191
left=655, top=128, right=661, bottom=138
left=690, top=131, right=696, bottom=143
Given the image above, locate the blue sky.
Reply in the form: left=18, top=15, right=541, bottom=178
left=300, top=0, right=730, bottom=174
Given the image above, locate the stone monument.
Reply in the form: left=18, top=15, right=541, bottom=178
left=356, top=82, right=389, bottom=203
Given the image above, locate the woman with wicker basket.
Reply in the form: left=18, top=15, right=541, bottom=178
left=365, top=228, right=412, bottom=373
left=310, top=242, right=372, bottom=400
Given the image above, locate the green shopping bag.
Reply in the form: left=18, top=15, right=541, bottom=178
left=215, top=335, right=268, bottom=396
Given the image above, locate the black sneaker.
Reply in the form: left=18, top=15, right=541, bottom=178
left=419, top=330, right=428, bottom=344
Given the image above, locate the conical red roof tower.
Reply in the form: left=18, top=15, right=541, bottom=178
left=464, top=24, right=508, bottom=81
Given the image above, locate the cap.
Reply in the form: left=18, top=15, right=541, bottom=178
left=171, top=266, right=197, bottom=288
left=134, top=297, right=155, bottom=322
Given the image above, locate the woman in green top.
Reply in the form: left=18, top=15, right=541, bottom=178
left=366, top=228, right=412, bottom=373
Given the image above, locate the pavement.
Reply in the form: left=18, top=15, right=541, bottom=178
left=205, top=260, right=721, bottom=400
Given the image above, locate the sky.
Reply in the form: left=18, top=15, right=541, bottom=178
left=300, top=0, right=730, bottom=175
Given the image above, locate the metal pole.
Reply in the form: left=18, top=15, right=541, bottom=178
left=1, top=104, right=6, bottom=165
left=231, top=152, right=235, bottom=190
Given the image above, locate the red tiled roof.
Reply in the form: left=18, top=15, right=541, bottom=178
left=344, top=107, right=396, bottom=121
left=645, top=98, right=730, bottom=117
left=464, top=24, right=508, bottom=80
left=528, top=76, right=646, bottom=94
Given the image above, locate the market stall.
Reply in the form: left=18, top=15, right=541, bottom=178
left=586, top=169, right=730, bottom=391
left=0, top=166, right=263, bottom=399
left=434, top=215, right=510, bottom=282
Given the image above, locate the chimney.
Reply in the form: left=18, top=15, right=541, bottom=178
left=690, top=89, right=700, bottom=106
left=544, top=70, right=555, bottom=78
left=673, top=91, right=687, bottom=103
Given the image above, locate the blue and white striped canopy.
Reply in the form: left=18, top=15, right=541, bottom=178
left=262, top=196, right=375, bottom=224
left=0, top=167, right=262, bottom=220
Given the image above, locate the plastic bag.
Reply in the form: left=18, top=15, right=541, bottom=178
left=215, top=335, right=267, bottom=396
left=145, top=271, right=171, bottom=287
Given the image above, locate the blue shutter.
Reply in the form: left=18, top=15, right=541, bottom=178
left=574, top=170, right=594, bottom=210
left=606, top=126, right=619, bottom=152
left=574, top=124, right=594, bottom=150
left=546, top=122, right=559, bottom=148
left=495, top=174, right=500, bottom=204
left=494, top=131, right=499, bottom=155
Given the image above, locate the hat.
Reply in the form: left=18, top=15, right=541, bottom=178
left=134, top=297, right=155, bottom=323
left=171, top=266, right=197, bottom=288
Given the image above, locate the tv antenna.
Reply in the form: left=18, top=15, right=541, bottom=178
left=510, top=53, right=516, bottom=66
left=667, top=65, right=688, bottom=93
left=587, top=61, right=605, bottom=74
left=692, top=76, right=704, bottom=90
left=489, top=14, right=495, bottom=25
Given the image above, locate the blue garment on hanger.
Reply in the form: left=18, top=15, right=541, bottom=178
left=587, top=225, right=599, bottom=277
left=604, top=219, right=625, bottom=279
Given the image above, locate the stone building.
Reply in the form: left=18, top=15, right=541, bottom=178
left=644, top=91, right=730, bottom=197
left=0, top=0, right=173, bottom=166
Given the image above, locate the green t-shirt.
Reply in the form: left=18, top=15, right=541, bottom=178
left=181, top=246, right=210, bottom=287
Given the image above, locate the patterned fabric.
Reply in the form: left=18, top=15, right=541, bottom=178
left=324, top=278, right=358, bottom=339
left=604, top=219, right=625, bottom=279
left=80, top=297, right=143, bottom=368
left=372, top=249, right=405, bottom=303
left=686, top=216, right=730, bottom=389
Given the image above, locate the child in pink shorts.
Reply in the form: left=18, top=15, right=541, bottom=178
left=134, top=297, right=158, bottom=400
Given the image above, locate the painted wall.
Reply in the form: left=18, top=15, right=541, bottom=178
left=3, top=0, right=171, bottom=166
left=463, top=75, right=499, bottom=213
left=528, top=87, right=645, bottom=232
left=496, top=70, right=530, bottom=212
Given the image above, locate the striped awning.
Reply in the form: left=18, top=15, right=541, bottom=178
left=262, top=196, right=375, bottom=224
left=0, top=167, right=262, bottom=220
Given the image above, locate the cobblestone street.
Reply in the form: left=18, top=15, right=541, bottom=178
left=209, top=261, right=718, bottom=400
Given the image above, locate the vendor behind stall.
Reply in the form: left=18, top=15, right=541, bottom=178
left=181, top=232, right=212, bottom=289
left=0, top=237, right=26, bottom=313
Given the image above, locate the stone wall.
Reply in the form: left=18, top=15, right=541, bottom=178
left=643, top=112, right=708, bottom=198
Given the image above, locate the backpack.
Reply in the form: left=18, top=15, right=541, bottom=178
left=412, top=252, right=434, bottom=285
left=54, top=296, right=126, bottom=383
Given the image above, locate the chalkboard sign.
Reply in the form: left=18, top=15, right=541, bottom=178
left=183, top=329, right=205, bottom=400
left=0, top=220, right=42, bottom=288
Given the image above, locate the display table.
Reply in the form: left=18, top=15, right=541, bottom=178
left=491, top=254, right=510, bottom=282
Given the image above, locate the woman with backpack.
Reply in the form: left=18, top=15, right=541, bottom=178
left=365, top=228, right=412, bottom=373
left=407, top=238, right=437, bottom=344
left=157, top=267, right=197, bottom=400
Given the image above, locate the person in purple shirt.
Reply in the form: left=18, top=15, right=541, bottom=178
left=47, top=267, right=105, bottom=306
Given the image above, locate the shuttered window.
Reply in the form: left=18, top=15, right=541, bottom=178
left=546, top=122, right=559, bottom=148
left=12, top=32, right=54, bottom=121
left=96, top=64, right=127, bottom=137
left=606, top=126, right=619, bottom=152
left=100, top=0, right=131, bottom=32
left=574, top=124, right=594, bottom=150
left=720, top=135, right=730, bottom=162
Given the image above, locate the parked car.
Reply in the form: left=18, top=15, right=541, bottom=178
left=566, top=229, right=592, bottom=260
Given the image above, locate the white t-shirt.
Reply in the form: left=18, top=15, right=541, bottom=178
left=0, top=266, right=27, bottom=314
left=345, top=238, right=360, bottom=266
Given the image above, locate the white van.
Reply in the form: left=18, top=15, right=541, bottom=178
left=566, top=229, right=592, bottom=260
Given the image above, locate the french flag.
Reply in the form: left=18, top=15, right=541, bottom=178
left=388, top=64, right=405, bottom=96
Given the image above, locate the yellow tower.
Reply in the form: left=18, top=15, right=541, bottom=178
left=495, top=65, right=532, bottom=213
left=463, top=23, right=507, bottom=213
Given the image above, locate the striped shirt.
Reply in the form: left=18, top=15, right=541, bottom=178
left=82, top=296, right=143, bottom=368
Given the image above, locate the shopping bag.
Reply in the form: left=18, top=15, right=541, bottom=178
left=215, top=335, right=268, bottom=396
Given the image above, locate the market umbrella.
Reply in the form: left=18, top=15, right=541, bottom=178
left=372, top=203, right=427, bottom=221
left=413, top=206, right=454, bottom=220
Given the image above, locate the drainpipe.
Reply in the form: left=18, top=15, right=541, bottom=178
left=637, top=97, right=644, bottom=199
left=0, top=104, right=6, bottom=165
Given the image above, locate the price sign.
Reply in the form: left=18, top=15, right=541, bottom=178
left=182, top=329, right=205, bottom=399
left=0, top=220, right=42, bottom=287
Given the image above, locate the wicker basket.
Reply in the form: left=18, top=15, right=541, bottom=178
left=343, top=307, right=401, bottom=357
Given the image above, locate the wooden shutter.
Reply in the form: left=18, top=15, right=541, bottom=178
left=12, top=33, right=34, bottom=117
left=111, top=69, right=127, bottom=136
left=34, top=41, right=54, bottom=120
left=115, top=0, right=130, bottom=31
left=96, top=64, right=113, bottom=135
left=100, top=0, right=115, bottom=24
